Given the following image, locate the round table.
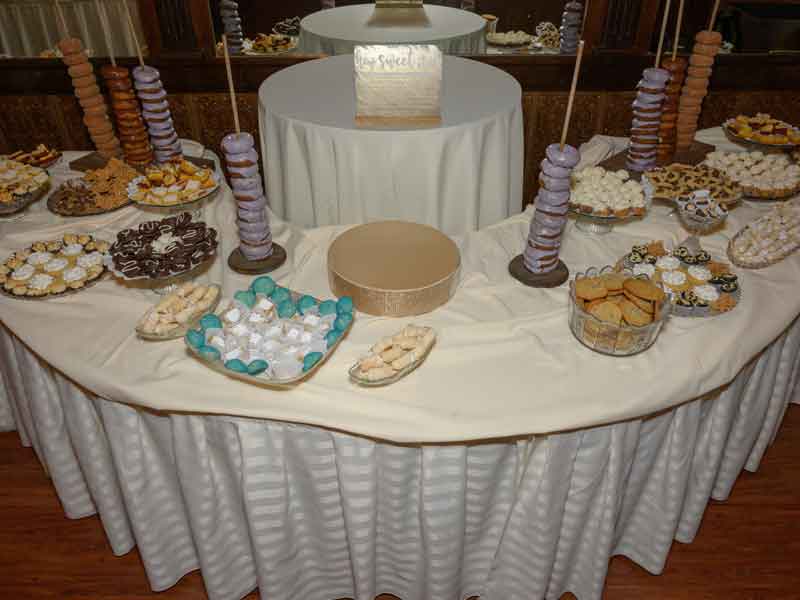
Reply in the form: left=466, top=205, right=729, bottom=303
left=1, top=131, right=799, bottom=600
left=299, top=4, right=486, bottom=55
left=259, top=54, right=523, bottom=236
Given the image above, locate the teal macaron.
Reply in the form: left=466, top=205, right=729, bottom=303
left=318, top=300, right=337, bottom=316
left=336, top=296, right=354, bottom=315
left=334, top=313, right=353, bottom=332
left=233, top=290, right=256, bottom=308
left=199, top=314, right=222, bottom=331
left=302, top=352, right=323, bottom=372
left=224, top=359, right=248, bottom=373
left=185, top=329, right=205, bottom=349
left=325, top=329, right=341, bottom=348
left=247, top=359, right=269, bottom=375
left=297, top=295, right=317, bottom=315
left=270, top=287, right=291, bottom=304
left=198, top=345, right=221, bottom=361
left=250, top=276, right=276, bottom=297
left=277, top=299, right=296, bottom=319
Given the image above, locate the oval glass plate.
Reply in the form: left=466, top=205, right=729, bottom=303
left=47, top=181, right=132, bottom=217
left=0, top=180, right=50, bottom=216
left=135, top=284, right=222, bottom=341
left=127, top=174, right=221, bottom=210
left=185, top=288, right=354, bottom=388
left=723, top=121, right=800, bottom=151
left=348, top=337, right=435, bottom=387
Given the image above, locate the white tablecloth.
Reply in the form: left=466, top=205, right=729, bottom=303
left=259, top=54, right=523, bottom=235
left=299, top=4, right=486, bottom=55
left=1, top=130, right=799, bottom=599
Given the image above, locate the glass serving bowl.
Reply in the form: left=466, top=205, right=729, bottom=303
left=568, top=266, right=671, bottom=356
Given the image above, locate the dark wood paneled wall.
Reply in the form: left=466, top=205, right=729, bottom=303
left=2, top=89, right=798, bottom=208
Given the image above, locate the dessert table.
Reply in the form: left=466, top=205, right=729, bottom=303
left=259, top=54, right=523, bottom=235
left=299, top=4, right=486, bottom=56
left=1, top=129, right=799, bottom=600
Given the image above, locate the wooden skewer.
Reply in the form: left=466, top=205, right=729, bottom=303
left=708, top=0, right=721, bottom=31
left=580, top=0, right=590, bottom=36
left=95, top=0, right=115, bottom=67
left=222, top=34, right=241, bottom=135
left=53, top=0, right=69, bottom=39
left=671, top=0, right=686, bottom=61
left=560, top=40, right=585, bottom=151
left=123, top=2, right=144, bottom=67
left=654, top=0, right=672, bottom=68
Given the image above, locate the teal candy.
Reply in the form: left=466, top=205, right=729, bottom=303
left=251, top=276, right=276, bottom=296
left=336, top=296, right=354, bottom=314
left=247, top=359, right=268, bottom=375
left=325, top=329, right=341, bottom=348
left=334, top=313, right=353, bottom=332
left=199, top=314, right=222, bottom=331
left=302, top=351, right=323, bottom=372
left=224, top=359, right=248, bottom=373
left=185, top=329, right=205, bottom=349
left=198, top=345, right=221, bottom=361
left=234, top=290, right=256, bottom=308
left=297, top=295, right=317, bottom=315
left=277, top=300, right=296, bottom=319
left=318, top=300, right=337, bottom=316
left=270, top=287, right=290, bottom=304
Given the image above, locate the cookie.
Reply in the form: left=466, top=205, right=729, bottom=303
left=575, top=277, right=608, bottom=301
left=623, top=289, right=655, bottom=314
left=620, top=298, right=653, bottom=327
left=623, top=278, right=666, bottom=302
left=588, top=300, right=623, bottom=326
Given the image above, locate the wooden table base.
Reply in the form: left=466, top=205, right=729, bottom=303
left=508, top=254, right=569, bottom=288
left=227, top=244, right=287, bottom=275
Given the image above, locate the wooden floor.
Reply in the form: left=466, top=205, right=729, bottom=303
left=2, top=407, right=800, bottom=600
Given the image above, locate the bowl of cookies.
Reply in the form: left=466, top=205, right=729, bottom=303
left=569, top=266, right=671, bottom=356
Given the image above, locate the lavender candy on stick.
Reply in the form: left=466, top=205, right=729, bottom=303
left=132, top=65, right=183, bottom=164
left=220, top=0, right=244, bottom=54
left=221, top=132, right=274, bottom=262
left=626, top=67, right=669, bottom=172
left=523, top=143, right=580, bottom=274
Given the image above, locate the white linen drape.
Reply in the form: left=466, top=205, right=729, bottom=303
left=0, top=0, right=143, bottom=57
left=1, top=316, right=798, bottom=600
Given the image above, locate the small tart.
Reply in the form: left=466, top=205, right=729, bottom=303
left=656, top=255, right=681, bottom=271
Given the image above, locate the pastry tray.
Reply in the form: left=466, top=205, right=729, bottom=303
left=620, top=238, right=741, bottom=317
left=723, top=121, right=800, bottom=151
left=0, top=270, right=108, bottom=301
left=106, top=254, right=215, bottom=284
left=186, top=288, right=354, bottom=388
left=127, top=174, right=221, bottom=210
left=348, top=336, right=435, bottom=387
left=727, top=224, right=800, bottom=270
left=0, top=180, right=51, bottom=216
left=47, top=181, right=132, bottom=217
left=135, top=285, right=222, bottom=341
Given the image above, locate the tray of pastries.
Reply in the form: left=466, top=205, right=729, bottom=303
left=724, top=114, right=800, bottom=149
left=48, top=158, right=138, bottom=216
left=702, top=150, right=800, bottom=200
left=620, top=239, right=740, bottom=317
left=349, top=324, right=436, bottom=386
left=4, top=144, right=61, bottom=169
left=569, top=266, right=671, bottom=356
left=0, top=233, right=109, bottom=299
left=185, top=276, right=354, bottom=386
left=486, top=31, right=534, bottom=47
left=243, top=33, right=297, bottom=55
left=568, top=166, right=648, bottom=219
left=128, top=160, right=219, bottom=207
left=642, top=163, right=742, bottom=206
left=0, top=158, right=50, bottom=216
left=136, top=282, right=221, bottom=340
left=108, top=212, right=218, bottom=281
left=728, top=200, right=800, bottom=269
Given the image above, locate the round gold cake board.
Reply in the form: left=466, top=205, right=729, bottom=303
left=508, top=254, right=569, bottom=288
left=228, top=244, right=287, bottom=275
left=328, top=221, right=460, bottom=317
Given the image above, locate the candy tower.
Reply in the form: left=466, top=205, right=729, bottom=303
left=102, top=66, right=153, bottom=167
left=559, top=1, right=583, bottom=54
left=132, top=66, right=183, bottom=164
left=510, top=42, right=585, bottom=288
left=220, top=0, right=244, bottom=55
left=58, top=37, right=121, bottom=159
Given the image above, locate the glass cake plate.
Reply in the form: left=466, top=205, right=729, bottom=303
left=185, top=287, right=354, bottom=388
